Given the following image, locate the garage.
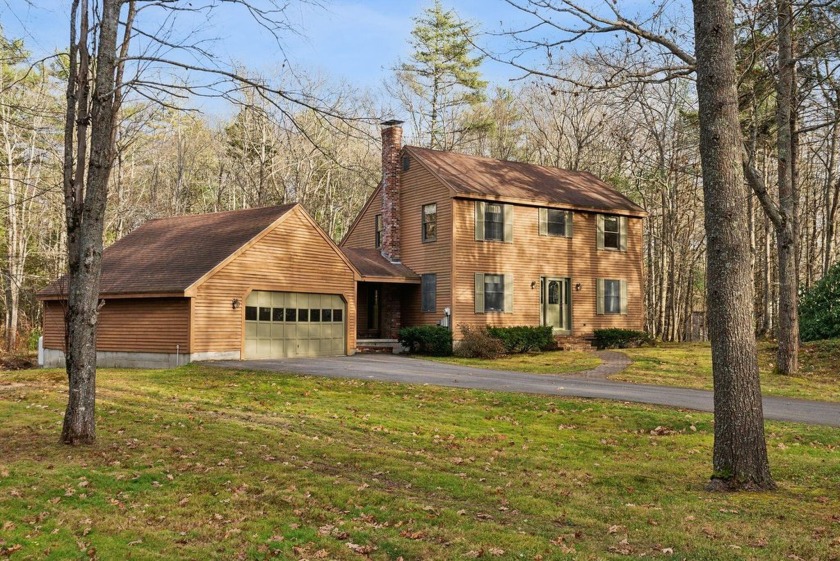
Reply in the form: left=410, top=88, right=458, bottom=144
left=244, top=290, right=346, bottom=358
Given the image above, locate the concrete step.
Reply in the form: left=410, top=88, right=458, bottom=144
left=356, top=339, right=404, bottom=355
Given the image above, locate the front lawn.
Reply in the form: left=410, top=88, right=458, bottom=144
left=1, top=366, right=838, bottom=560
left=420, top=350, right=601, bottom=375
left=616, top=339, right=840, bottom=402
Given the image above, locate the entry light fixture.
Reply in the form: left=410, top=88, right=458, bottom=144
left=232, top=298, right=241, bottom=309
left=575, top=283, right=582, bottom=291
left=530, top=281, right=537, bottom=289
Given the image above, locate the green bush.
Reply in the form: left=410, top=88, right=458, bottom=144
left=593, top=328, right=654, bottom=350
left=486, top=325, right=555, bottom=354
left=28, top=328, right=42, bottom=352
left=398, top=325, right=453, bottom=356
left=800, top=261, right=840, bottom=341
left=454, top=325, right=506, bottom=359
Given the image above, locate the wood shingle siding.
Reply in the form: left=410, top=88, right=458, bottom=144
left=192, top=208, right=357, bottom=355
left=42, top=298, right=190, bottom=353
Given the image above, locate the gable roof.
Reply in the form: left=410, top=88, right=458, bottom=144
left=340, top=248, right=420, bottom=283
left=39, top=205, right=297, bottom=298
left=405, top=145, right=646, bottom=216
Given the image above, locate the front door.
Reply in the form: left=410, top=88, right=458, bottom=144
left=542, top=277, right=570, bottom=333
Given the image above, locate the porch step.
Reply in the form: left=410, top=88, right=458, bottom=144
left=356, top=339, right=404, bottom=355
left=555, top=336, right=595, bottom=352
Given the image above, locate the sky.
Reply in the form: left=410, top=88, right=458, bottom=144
left=2, top=1, right=540, bottom=102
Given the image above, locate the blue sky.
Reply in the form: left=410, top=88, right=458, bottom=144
left=2, top=1, right=537, bottom=94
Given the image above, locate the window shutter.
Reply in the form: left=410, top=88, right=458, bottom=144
left=474, top=273, right=485, bottom=313
left=619, top=216, right=628, bottom=251
left=596, top=278, right=604, bottom=315
left=538, top=208, right=548, bottom=236
left=596, top=215, right=605, bottom=249
left=475, top=201, right=485, bottom=241
left=565, top=211, right=574, bottom=237
left=503, top=273, right=514, bottom=313
left=620, top=280, right=628, bottom=315
left=503, top=204, right=514, bottom=243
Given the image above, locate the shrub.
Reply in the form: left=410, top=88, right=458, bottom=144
left=454, top=325, right=506, bottom=359
left=486, top=326, right=555, bottom=354
left=593, top=328, right=654, bottom=349
left=398, top=325, right=453, bottom=356
left=800, top=261, right=840, bottom=341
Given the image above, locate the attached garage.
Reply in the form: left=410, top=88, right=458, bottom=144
left=38, top=204, right=359, bottom=368
left=244, top=291, right=346, bottom=358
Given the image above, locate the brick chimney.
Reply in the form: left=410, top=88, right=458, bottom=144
left=380, top=120, right=403, bottom=263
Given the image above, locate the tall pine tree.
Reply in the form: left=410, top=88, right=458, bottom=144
left=393, top=0, right=487, bottom=150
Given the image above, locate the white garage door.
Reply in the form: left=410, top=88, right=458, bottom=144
left=244, top=291, right=346, bottom=358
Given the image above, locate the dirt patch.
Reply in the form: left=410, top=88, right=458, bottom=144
left=0, top=355, right=37, bottom=371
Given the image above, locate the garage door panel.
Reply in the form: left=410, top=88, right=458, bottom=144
left=245, top=290, right=346, bottom=359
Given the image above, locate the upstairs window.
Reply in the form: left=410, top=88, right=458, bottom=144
left=597, top=214, right=627, bottom=251
left=375, top=214, right=383, bottom=248
left=422, top=203, right=437, bottom=242
left=538, top=208, right=573, bottom=237
left=485, top=203, right=504, bottom=241
left=475, top=201, right=512, bottom=242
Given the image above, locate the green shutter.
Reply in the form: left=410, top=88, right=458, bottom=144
left=503, top=273, right=514, bottom=313
left=474, top=273, right=485, bottom=313
left=619, top=216, right=628, bottom=251
left=538, top=208, right=548, bottom=236
left=503, top=204, right=514, bottom=243
left=475, top=201, right=486, bottom=241
left=565, top=211, right=573, bottom=237
left=620, top=280, right=628, bottom=315
left=596, top=215, right=605, bottom=249
left=596, top=278, right=604, bottom=315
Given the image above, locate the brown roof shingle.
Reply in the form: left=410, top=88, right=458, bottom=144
left=340, top=248, right=420, bottom=282
left=406, top=146, right=645, bottom=215
left=39, top=205, right=296, bottom=297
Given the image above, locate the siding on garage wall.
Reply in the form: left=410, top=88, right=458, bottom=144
left=192, top=207, right=357, bottom=354
left=397, top=157, right=453, bottom=327
left=42, top=298, right=190, bottom=353
left=342, top=184, right=383, bottom=249
left=452, top=199, right=644, bottom=337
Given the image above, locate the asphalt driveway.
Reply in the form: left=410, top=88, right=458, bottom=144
left=209, top=354, right=840, bottom=427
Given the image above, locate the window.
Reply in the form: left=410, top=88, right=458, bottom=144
left=333, top=309, right=343, bottom=322
left=485, top=203, right=504, bottom=241
left=285, top=308, right=297, bottom=322
left=422, top=203, right=437, bottom=242
left=484, top=274, right=504, bottom=312
left=421, top=273, right=436, bottom=312
left=245, top=306, right=257, bottom=321
left=598, top=214, right=625, bottom=251
left=475, top=201, right=512, bottom=242
left=259, top=307, right=271, bottom=322
left=272, top=308, right=284, bottom=322
left=539, top=208, right=572, bottom=237
left=375, top=214, right=383, bottom=249
left=322, top=309, right=332, bottom=322
left=597, top=278, right=627, bottom=315
left=310, top=308, right=321, bottom=322
left=298, top=308, right=309, bottom=322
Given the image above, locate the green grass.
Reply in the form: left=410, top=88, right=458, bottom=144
left=1, top=366, right=838, bottom=560
left=616, top=340, right=840, bottom=402
left=421, top=350, right=601, bottom=374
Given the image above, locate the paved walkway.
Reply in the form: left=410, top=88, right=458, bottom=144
left=209, top=353, right=840, bottom=427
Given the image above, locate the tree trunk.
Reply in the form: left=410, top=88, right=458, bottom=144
left=61, top=0, right=122, bottom=445
left=692, top=0, right=775, bottom=490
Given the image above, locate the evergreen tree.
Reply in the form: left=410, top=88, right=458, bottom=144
left=393, top=0, right=487, bottom=150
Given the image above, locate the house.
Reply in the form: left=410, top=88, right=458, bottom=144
left=38, top=120, right=645, bottom=368
left=341, top=120, right=646, bottom=344
left=38, top=204, right=359, bottom=367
